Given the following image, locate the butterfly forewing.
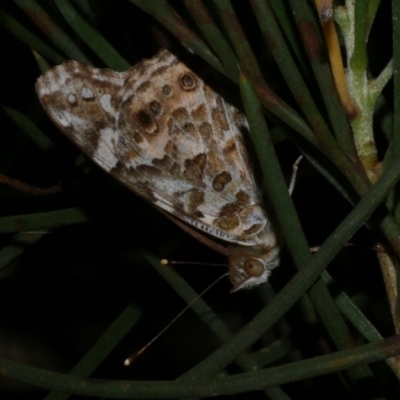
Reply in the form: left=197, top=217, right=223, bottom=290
left=36, top=49, right=280, bottom=290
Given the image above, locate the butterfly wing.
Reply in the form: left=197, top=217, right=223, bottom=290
left=36, top=50, right=272, bottom=246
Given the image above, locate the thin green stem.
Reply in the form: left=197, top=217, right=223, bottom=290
left=3, top=107, right=54, bottom=152
left=44, top=305, right=142, bottom=400
left=0, top=9, right=65, bottom=64
left=53, top=0, right=129, bottom=71
left=370, top=59, right=393, bottom=100
left=182, top=0, right=238, bottom=78
left=0, top=208, right=90, bottom=234
left=350, top=0, right=369, bottom=72
left=1, top=335, right=399, bottom=397
left=129, top=0, right=224, bottom=76
left=13, top=0, right=91, bottom=64
left=393, top=0, right=400, bottom=156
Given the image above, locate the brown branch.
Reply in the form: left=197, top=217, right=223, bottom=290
left=0, top=173, right=61, bottom=196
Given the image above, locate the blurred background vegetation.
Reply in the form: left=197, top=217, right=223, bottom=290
left=0, top=0, right=399, bottom=399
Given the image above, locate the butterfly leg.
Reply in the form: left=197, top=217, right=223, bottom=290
left=288, top=155, right=303, bottom=196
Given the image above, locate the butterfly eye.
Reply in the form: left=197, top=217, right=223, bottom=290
left=243, top=259, right=264, bottom=277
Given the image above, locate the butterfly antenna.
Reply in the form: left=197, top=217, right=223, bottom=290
left=161, top=259, right=226, bottom=267
left=124, top=272, right=229, bottom=366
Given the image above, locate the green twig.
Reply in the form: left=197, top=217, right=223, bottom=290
left=1, top=335, right=400, bottom=397
left=13, top=0, right=91, bottom=64
left=0, top=208, right=90, bottom=234
left=182, top=0, right=238, bottom=78
left=129, top=0, right=224, bottom=75
left=2, top=106, right=54, bottom=152
left=53, top=0, right=129, bottom=71
left=44, top=305, right=142, bottom=400
left=0, top=9, right=65, bottom=64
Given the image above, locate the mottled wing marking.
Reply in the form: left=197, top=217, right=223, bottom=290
left=36, top=50, right=269, bottom=246
left=36, top=49, right=281, bottom=290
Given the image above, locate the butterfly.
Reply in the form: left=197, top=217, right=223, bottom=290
left=35, top=49, right=280, bottom=291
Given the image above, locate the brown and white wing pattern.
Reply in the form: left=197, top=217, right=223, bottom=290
left=36, top=49, right=280, bottom=291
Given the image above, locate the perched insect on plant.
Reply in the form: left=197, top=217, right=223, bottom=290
left=36, top=49, right=280, bottom=291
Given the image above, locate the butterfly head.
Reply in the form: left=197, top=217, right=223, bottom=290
left=228, top=244, right=280, bottom=291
